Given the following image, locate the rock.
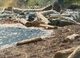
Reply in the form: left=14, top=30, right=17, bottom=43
left=68, top=46, right=80, bottom=58
left=27, top=13, right=36, bottom=21
left=53, top=2, right=60, bottom=12
left=49, top=19, right=60, bottom=26
left=54, top=47, right=76, bottom=58
left=25, top=22, right=32, bottom=27
left=64, top=34, right=80, bottom=42
left=31, top=20, right=40, bottom=27
left=16, top=37, right=42, bottom=46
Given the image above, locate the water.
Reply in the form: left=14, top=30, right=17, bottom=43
left=0, top=24, right=52, bottom=49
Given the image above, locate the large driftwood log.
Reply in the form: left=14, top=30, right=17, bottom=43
left=24, top=9, right=42, bottom=12
left=24, top=4, right=52, bottom=12
left=54, top=47, right=76, bottom=58
left=16, top=37, right=42, bottom=46
left=68, top=46, right=80, bottom=58
left=36, top=12, right=50, bottom=24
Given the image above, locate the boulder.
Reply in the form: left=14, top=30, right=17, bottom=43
left=64, top=34, right=80, bottom=42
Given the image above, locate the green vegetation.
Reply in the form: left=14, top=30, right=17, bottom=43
left=0, top=0, right=7, bottom=7
left=64, top=0, right=80, bottom=7
left=0, top=0, right=80, bottom=8
left=0, top=0, right=57, bottom=7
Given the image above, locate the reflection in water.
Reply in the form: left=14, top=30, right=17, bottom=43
left=0, top=24, right=52, bottom=49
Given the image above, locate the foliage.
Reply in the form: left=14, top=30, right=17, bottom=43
left=0, top=0, right=80, bottom=8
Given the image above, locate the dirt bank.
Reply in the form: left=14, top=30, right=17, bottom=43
left=0, top=25, right=80, bottom=58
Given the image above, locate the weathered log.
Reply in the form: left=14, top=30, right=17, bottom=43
left=49, top=13, right=71, bottom=19
left=49, top=14, right=62, bottom=18
left=40, top=10, right=55, bottom=15
left=16, top=18, right=41, bottom=27
left=39, top=24, right=57, bottom=29
left=24, top=9, right=42, bottom=12
left=13, top=8, right=23, bottom=14
left=16, top=37, right=42, bottom=46
left=54, top=47, right=76, bottom=58
left=62, top=17, right=80, bottom=25
left=68, top=46, right=80, bottom=58
left=36, top=12, right=50, bottom=24
left=13, top=4, right=52, bottom=12
left=16, top=18, right=28, bottom=25
left=42, top=4, right=52, bottom=11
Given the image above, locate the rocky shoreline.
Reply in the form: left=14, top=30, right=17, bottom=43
left=0, top=24, right=80, bottom=58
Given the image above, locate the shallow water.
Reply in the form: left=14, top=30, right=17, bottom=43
left=0, top=24, right=52, bottom=49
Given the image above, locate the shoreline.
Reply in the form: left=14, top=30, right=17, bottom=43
left=0, top=24, right=80, bottom=58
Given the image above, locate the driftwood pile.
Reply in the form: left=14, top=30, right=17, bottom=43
left=0, top=5, right=80, bottom=58
left=0, top=4, right=80, bottom=28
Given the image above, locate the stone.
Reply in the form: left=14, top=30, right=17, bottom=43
left=64, top=34, right=80, bottom=42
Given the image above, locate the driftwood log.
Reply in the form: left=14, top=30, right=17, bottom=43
left=40, top=10, right=54, bottom=15
left=24, top=9, right=42, bottom=12
left=54, top=47, right=76, bottom=58
left=24, top=4, right=52, bottom=12
left=16, top=18, right=55, bottom=28
left=13, top=4, right=52, bottom=13
left=16, top=37, right=42, bottom=46
left=36, top=12, right=50, bottom=24
left=39, top=24, right=57, bottom=29
left=68, top=46, right=80, bottom=58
